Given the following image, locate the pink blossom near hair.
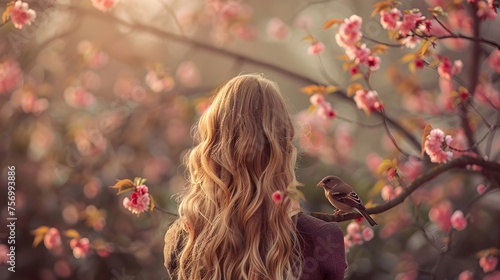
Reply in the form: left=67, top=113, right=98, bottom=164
left=450, top=210, right=467, bottom=231
left=271, top=191, right=284, bottom=204
left=8, top=1, right=36, bottom=29
left=480, top=255, right=499, bottom=273
left=91, top=0, right=119, bottom=12
left=380, top=8, right=402, bottom=30
left=487, top=49, right=500, bottom=73
left=123, top=185, right=151, bottom=216
left=317, top=101, right=336, bottom=120
left=309, top=93, right=325, bottom=106
left=307, top=41, right=325, bottom=55
left=43, top=228, right=62, bottom=250
left=69, top=238, right=90, bottom=259
left=362, top=227, right=374, bottom=241
left=457, top=270, right=474, bottom=280
left=267, top=18, right=290, bottom=41
left=0, top=59, right=23, bottom=94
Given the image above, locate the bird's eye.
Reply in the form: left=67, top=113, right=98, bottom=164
left=326, top=179, right=330, bottom=182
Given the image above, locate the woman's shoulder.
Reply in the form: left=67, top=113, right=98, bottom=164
left=296, top=212, right=343, bottom=237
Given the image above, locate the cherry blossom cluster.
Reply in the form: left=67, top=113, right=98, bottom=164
left=353, top=89, right=383, bottom=115
left=0, top=59, right=23, bottom=94
left=91, top=0, right=119, bottom=12
left=309, top=93, right=336, bottom=120
left=379, top=8, right=428, bottom=48
left=458, top=255, right=499, bottom=279
left=7, top=0, right=36, bottom=29
left=123, top=184, right=151, bottom=216
left=344, top=221, right=374, bottom=252
left=334, top=15, right=381, bottom=71
left=424, top=128, right=453, bottom=163
left=205, top=1, right=257, bottom=43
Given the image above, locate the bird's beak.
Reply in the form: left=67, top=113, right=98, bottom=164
left=317, top=181, right=324, bottom=187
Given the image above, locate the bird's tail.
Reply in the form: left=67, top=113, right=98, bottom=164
left=355, top=208, right=378, bottom=227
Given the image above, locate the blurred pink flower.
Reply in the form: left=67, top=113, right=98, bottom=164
left=64, top=86, right=95, bottom=109
left=0, top=244, right=9, bottom=264
left=362, top=227, right=374, bottom=241
left=44, top=228, right=62, bottom=250
left=75, top=129, right=107, bottom=157
left=346, top=222, right=360, bottom=235
left=429, top=200, right=452, bottom=232
left=366, top=153, right=382, bottom=175
left=401, top=36, right=421, bottom=49
left=77, top=40, right=108, bottom=68
left=457, top=270, right=473, bottom=280
left=484, top=270, right=500, bottom=280
left=267, top=18, right=290, bottom=41
left=317, top=101, right=336, bottom=120
left=350, top=233, right=363, bottom=245
left=353, top=89, right=383, bottom=114
left=448, top=9, right=473, bottom=35
left=480, top=256, right=499, bottom=273
left=399, top=157, right=422, bottom=181
left=9, top=1, right=36, bottom=29
left=0, top=59, right=23, bottom=94
left=487, top=49, right=500, bottom=73
left=477, top=184, right=487, bottom=195
left=335, top=15, right=362, bottom=48
left=367, top=55, right=381, bottom=71
left=477, top=1, right=497, bottom=20
left=21, top=93, right=48, bottom=114
left=272, top=191, right=284, bottom=204
left=176, top=61, right=200, bottom=87
left=450, top=210, right=467, bottom=231
left=232, top=24, right=258, bottom=41
left=346, top=44, right=370, bottom=63
left=399, top=12, right=423, bottom=36
left=295, top=15, right=312, bottom=30
left=145, top=70, right=175, bottom=93
left=380, top=8, right=401, bottom=30
left=307, top=41, right=325, bottom=55
left=475, top=82, right=500, bottom=108
left=70, top=238, right=90, bottom=259
left=438, top=57, right=463, bottom=80
left=309, top=93, right=325, bottom=106
left=381, top=185, right=402, bottom=202
left=91, top=0, right=119, bottom=12
left=424, top=129, right=453, bottom=163
left=123, top=185, right=151, bottom=216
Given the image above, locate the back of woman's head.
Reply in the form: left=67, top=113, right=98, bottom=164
left=164, top=74, right=302, bottom=279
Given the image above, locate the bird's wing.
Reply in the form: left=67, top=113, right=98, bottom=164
left=331, top=191, right=365, bottom=210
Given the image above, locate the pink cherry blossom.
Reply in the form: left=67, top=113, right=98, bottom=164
left=380, top=8, right=401, bottom=30
left=367, top=55, right=381, bottom=71
left=335, top=15, right=362, bottom=48
left=64, top=86, right=95, bottom=109
left=309, top=93, right=325, bottom=106
left=477, top=184, right=487, bottom=195
left=91, top=0, right=119, bottom=12
left=353, top=89, right=383, bottom=114
left=43, top=228, right=62, bottom=250
left=487, top=49, right=500, bottom=73
left=70, top=238, right=90, bottom=259
left=350, top=233, right=363, bottom=245
left=345, top=44, right=371, bottom=64
left=381, top=185, right=402, bottom=202
left=480, top=256, right=499, bottom=273
left=362, top=227, right=374, bottom=241
left=145, top=70, right=175, bottom=93
left=438, top=57, right=463, bottom=80
left=21, top=92, right=49, bottom=114
left=267, top=18, right=290, bottom=41
left=366, top=153, right=382, bottom=175
left=401, top=36, right=421, bottom=49
left=399, top=12, right=423, bottom=37
left=429, top=200, right=452, bottom=232
left=9, top=1, right=36, bottom=29
left=317, top=101, right=336, bottom=120
left=307, top=41, right=325, bottom=55
left=0, top=59, right=23, bottom=94
left=176, top=61, right=201, bottom=87
left=123, top=185, right=151, bottom=216
left=347, top=222, right=360, bottom=235
left=448, top=9, right=473, bottom=35
left=450, top=210, right=467, bottom=231
left=0, top=244, right=9, bottom=264
left=457, top=270, right=473, bottom=280
left=424, top=129, right=453, bottom=163
left=272, top=191, right=284, bottom=204
left=399, top=157, right=422, bottom=181
left=477, top=1, right=497, bottom=20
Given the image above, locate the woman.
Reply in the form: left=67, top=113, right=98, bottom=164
left=164, top=74, right=346, bottom=279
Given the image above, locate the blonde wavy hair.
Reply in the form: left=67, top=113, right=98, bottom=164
left=164, top=74, right=302, bottom=279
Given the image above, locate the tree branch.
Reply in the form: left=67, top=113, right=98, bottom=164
left=311, top=155, right=500, bottom=222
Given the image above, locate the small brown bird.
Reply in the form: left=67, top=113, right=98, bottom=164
left=317, top=175, right=378, bottom=227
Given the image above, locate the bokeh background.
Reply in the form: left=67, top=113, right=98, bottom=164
left=1, top=0, right=500, bottom=279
